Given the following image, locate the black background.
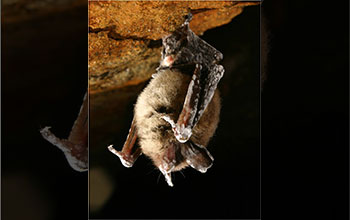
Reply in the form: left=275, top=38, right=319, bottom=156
left=262, top=1, right=349, bottom=219
left=2, top=5, right=88, bottom=220
left=1, top=0, right=349, bottom=220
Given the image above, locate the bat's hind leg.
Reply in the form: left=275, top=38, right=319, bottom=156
left=108, top=118, right=142, bottom=168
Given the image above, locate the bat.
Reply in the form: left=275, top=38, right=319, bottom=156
left=40, top=92, right=88, bottom=172
left=108, top=13, right=224, bottom=187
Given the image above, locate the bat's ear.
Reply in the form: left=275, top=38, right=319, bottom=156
left=181, top=142, right=214, bottom=173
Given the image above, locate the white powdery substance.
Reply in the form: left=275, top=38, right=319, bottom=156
left=159, top=164, right=174, bottom=187
left=164, top=172, right=174, bottom=187
left=40, top=126, right=87, bottom=172
left=107, top=145, right=133, bottom=168
left=161, top=115, right=176, bottom=128
left=186, top=159, right=207, bottom=173
left=185, top=144, right=214, bottom=174
left=161, top=115, right=192, bottom=143
left=64, top=152, right=87, bottom=172
left=174, top=125, right=192, bottom=143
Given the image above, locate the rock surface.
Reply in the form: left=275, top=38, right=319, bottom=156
left=88, top=1, right=259, bottom=94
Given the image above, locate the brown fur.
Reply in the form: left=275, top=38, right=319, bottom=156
left=134, top=69, right=220, bottom=171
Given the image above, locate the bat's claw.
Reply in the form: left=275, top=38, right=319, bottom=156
left=108, top=145, right=134, bottom=168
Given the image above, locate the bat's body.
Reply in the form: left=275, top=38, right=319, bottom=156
left=135, top=69, right=220, bottom=178
left=108, top=13, right=224, bottom=186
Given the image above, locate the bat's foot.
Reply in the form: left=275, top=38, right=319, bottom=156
left=108, top=145, right=140, bottom=168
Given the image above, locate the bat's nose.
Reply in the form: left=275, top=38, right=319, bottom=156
left=162, top=55, right=174, bottom=67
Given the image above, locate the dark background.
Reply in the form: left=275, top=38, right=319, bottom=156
left=1, top=0, right=349, bottom=220
left=262, top=1, right=349, bottom=219
left=1, top=4, right=88, bottom=220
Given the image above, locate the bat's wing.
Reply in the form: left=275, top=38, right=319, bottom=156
left=40, top=91, right=88, bottom=172
left=181, top=141, right=214, bottom=173
left=108, top=117, right=142, bottom=168
left=162, top=63, right=224, bottom=143
left=161, top=64, right=202, bottom=143
left=193, top=64, right=224, bottom=126
left=68, top=92, right=88, bottom=145
left=160, top=13, right=224, bottom=143
left=158, top=139, right=215, bottom=186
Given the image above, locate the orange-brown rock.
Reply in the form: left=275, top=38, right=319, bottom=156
left=88, top=1, right=259, bottom=94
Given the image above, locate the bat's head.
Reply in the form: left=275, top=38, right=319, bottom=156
left=160, top=14, right=192, bottom=68
left=160, top=13, right=223, bottom=69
